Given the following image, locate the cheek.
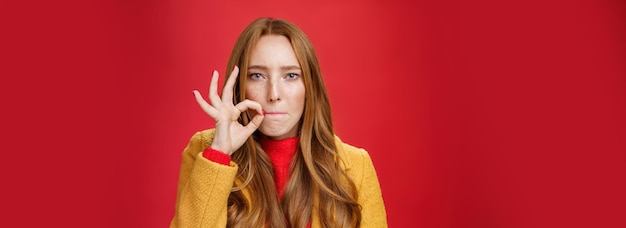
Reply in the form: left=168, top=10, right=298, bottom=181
left=294, top=85, right=306, bottom=110
left=245, top=87, right=261, bottom=102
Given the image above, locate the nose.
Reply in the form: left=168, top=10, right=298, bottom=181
left=267, top=81, right=281, bottom=102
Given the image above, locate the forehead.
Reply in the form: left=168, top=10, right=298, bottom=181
left=248, top=35, right=299, bottom=66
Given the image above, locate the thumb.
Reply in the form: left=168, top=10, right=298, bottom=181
left=244, top=114, right=264, bottom=134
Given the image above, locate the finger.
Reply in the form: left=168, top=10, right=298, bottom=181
left=193, top=90, right=217, bottom=117
left=208, top=70, right=221, bottom=107
left=244, top=111, right=264, bottom=135
left=234, top=99, right=264, bottom=134
left=234, top=99, right=263, bottom=115
left=221, top=66, right=239, bottom=103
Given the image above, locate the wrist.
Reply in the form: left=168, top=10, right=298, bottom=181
left=210, top=143, right=231, bottom=155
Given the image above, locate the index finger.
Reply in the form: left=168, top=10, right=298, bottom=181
left=221, top=65, right=239, bottom=103
left=208, top=70, right=221, bottom=107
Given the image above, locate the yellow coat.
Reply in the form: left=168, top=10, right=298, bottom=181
left=170, top=129, right=388, bottom=227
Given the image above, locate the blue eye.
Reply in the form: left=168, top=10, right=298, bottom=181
left=286, top=73, right=299, bottom=79
left=249, top=73, right=263, bottom=79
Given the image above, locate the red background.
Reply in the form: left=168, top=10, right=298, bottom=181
left=2, top=0, right=625, bottom=227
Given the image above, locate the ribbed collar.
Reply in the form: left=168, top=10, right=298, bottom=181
left=259, top=136, right=299, bottom=157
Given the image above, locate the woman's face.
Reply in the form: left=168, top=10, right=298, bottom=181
left=246, top=35, right=305, bottom=140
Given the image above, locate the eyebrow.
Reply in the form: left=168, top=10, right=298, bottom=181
left=248, top=65, right=301, bottom=71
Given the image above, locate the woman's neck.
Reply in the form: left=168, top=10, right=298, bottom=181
left=259, top=136, right=299, bottom=154
left=259, top=136, right=299, bottom=199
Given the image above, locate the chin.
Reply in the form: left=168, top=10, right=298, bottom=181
left=259, top=126, right=296, bottom=139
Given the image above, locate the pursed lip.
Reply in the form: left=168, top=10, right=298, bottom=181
left=262, top=110, right=287, bottom=115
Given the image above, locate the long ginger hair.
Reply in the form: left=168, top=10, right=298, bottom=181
left=223, top=18, right=361, bottom=227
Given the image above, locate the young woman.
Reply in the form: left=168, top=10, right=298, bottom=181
left=171, top=17, right=387, bottom=228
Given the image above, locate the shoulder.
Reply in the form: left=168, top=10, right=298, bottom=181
left=185, top=129, right=216, bottom=151
left=334, top=135, right=372, bottom=171
left=197, top=128, right=216, bottom=142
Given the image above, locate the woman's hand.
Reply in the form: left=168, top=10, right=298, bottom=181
left=192, top=66, right=264, bottom=155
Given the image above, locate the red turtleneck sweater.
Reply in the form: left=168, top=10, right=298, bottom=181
left=202, top=137, right=298, bottom=199
left=203, top=137, right=306, bottom=227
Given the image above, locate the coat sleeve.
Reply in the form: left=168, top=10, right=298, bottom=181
left=170, top=131, right=238, bottom=228
left=354, top=149, right=388, bottom=227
